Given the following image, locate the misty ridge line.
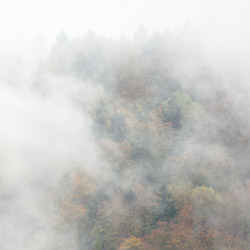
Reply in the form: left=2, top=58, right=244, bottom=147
left=0, top=26, right=250, bottom=250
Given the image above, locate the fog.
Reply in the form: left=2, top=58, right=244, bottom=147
left=1, top=0, right=250, bottom=249
left=1, top=0, right=250, bottom=49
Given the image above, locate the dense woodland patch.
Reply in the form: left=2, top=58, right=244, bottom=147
left=4, top=29, right=250, bottom=249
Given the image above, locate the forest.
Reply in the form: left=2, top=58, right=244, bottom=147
left=1, top=27, right=250, bottom=250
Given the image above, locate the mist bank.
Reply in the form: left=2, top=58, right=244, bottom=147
left=0, top=27, right=250, bottom=249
